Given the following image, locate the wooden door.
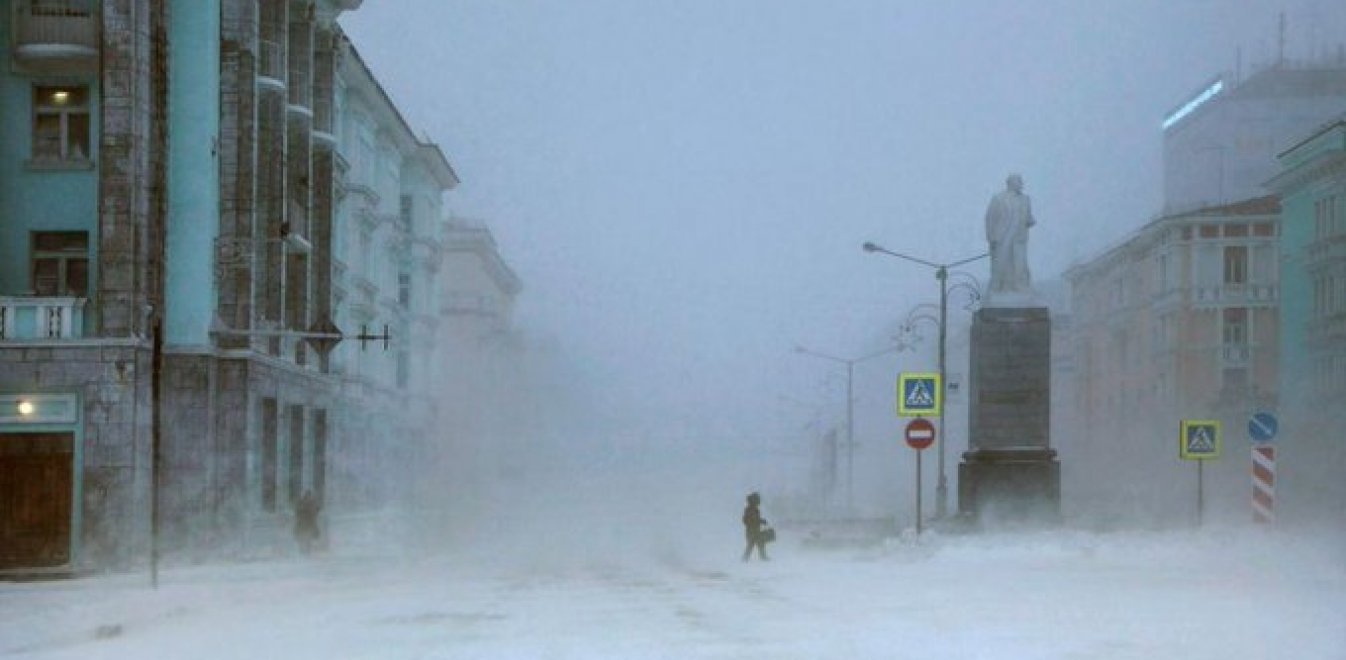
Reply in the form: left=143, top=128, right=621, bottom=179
left=0, top=433, right=73, bottom=569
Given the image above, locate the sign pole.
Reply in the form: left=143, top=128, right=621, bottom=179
left=915, top=451, right=923, bottom=535
left=1197, top=460, right=1204, bottom=527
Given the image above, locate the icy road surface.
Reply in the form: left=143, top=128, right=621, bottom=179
left=2, top=527, right=1343, bottom=659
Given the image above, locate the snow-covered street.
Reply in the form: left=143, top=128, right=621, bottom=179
left=4, top=525, right=1342, bottom=659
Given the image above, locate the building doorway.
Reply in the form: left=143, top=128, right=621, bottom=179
left=0, top=433, right=74, bottom=569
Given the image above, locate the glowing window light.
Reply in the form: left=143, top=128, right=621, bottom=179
left=1163, top=80, right=1224, bottom=131
left=17, top=400, right=35, bottom=416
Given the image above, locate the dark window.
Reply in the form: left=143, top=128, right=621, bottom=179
left=31, top=1, right=93, bottom=17
left=1224, top=223, right=1247, bottom=237
left=313, top=410, right=327, bottom=506
left=1222, top=307, right=1247, bottom=345
left=399, top=195, right=413, bottom=233
left=1253, top=223, right=1274, bottom=237
left=1223, top=245, right=1247, bottom=285
left=31, top=231, right=89, bottom=297
left=261, top=398, right=278, bottom=512
left=288, top=405, right=304, bottom=506
left=1199, top=225, right=1219, bottom=239
left=396, top=350, right=409, bottom=389
left=398, top=273, right=410, bottom=308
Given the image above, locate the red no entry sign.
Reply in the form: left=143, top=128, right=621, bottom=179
left=905, top=418, right=936, bottom=450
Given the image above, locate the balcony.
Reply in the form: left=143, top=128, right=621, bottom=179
left=1306, top=234, right=1346, bottom=268
left=1220, top=343, right=1251, bottom=366
left=0, top=296, right=86, bottom=341
left=1307, top=312, right=1346, bottom=346
left=257, top=39, right=286, bottom=90
left=1191, top=282, right=1278, bottom=308
left=10, top=1, right=99, bottom=74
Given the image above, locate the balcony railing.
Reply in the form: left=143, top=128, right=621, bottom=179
left=1306, top=312, right=1346, bottom=346
left=1220, top=343, right=1251, bottom=366
left=11, top=0, right=98, bottom=73
left=1306, top=234, right=1346, bottom=267
left=257, top=39, right=286, bottom=84
left=1192, top=282, right=1278, bottom=307
left=0, top=296, right=86, bottom=340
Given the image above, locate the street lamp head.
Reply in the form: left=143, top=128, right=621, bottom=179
left=862, top=242, right=879, bottom=253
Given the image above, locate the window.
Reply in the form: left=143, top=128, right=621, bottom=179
left=31, top=0, right=93, bottom=16
left=31, top=231, right=88, bottom=296
left=398, top=273, right=410, bottom=308
left=312, top=410, right=327, bottom=505
left=1224, top=223, right=1247, bottom=237
left=1222, top=307, right=1247, bottom=345
left=396, top=350, right=409, bottom=389
left=261, top=398, right=278, bottom=512
left=399, top=194, right=413, bottom=234
left=32, top=86, right=90, bottom=162
left=288, top=405, right=305, bottom=506
left=1315, top=195, right=1340, bottom=240
left=1223, top=245, right=1247, bottom=285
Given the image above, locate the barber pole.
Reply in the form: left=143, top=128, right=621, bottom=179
left=1252, top=445, right=1275, bottom=524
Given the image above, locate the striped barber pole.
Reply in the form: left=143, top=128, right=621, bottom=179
left=1252, top=445, right=1275, bottom=523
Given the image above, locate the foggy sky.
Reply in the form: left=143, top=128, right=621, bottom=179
left=341, top=1, right=1346, bottom=474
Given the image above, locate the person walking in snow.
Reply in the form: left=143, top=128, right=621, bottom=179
left=294, top=489, right=322, bottom=555
left=741, top=492, right=770, bottom=561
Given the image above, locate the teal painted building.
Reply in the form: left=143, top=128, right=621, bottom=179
left=1, top=0, right=469, bottom=574
left=1266, top=115, right=1346, bottom=522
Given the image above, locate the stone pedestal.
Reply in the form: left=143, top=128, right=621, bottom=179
left=958, top=306, right=1060, bottom=524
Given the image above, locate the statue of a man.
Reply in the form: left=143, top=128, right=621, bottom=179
left=984, top=173, right=1036, bottom=298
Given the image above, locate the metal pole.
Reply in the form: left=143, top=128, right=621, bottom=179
left=936, top=266, right=948, bottom=519
left=1197, top=460, right=1205, bottom=527
left=915, top=450, right=923, bottom=535
left=846, top=361, right=854, bottom=513
left=150, top=319, right=162, bottom=589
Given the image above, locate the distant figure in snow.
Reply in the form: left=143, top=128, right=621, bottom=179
left=741, top=492, right=771, bottom=561
left=294, top=489, right=321, bottom=555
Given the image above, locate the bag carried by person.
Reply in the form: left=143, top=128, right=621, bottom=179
left=760, top=525, right=776, bottom=543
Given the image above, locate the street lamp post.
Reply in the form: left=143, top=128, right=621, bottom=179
left=862, top=241, right=987, bottom=519
left=794, top=343, right=905, bottom=513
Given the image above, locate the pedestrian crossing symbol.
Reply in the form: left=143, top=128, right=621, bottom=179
left=1179, top=419, right=1222, bottom=460
left=898, top=372, right=942, bottom=417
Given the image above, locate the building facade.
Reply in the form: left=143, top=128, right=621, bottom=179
left=0, top=0, right=502, bottom=573
left=1266, top=115, right=1346, bottom=522
left=1064, top=197, right=1281, bottom=525
left=1162, top=62, right=1346, bottom=215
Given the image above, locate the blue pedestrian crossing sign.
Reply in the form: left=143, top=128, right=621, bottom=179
left=897, top=372, right=942, bottom=417
left=1179, top=419, right=1222, bottom=460
left=1248, top=412, right=1278, bottom=444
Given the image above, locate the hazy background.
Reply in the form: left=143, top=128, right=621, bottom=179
left=342, top=1, right=1346, bottom=527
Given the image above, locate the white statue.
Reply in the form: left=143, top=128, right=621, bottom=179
left=984, top=174, right=1036, bottom=303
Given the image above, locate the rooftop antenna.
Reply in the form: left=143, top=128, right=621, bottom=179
left=1277, top=11, right=1286, bottom=68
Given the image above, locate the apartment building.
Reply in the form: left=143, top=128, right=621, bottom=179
left=1266, top=115, right=1346, bottom=522
left=0, top=0, right=492, bottom=572
left=1064, top=197, right=1281, bottom=525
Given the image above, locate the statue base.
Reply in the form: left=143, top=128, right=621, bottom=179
left=958, top=448, right=1060, bottom=525
left=957, top=306, right=1060, bottom=526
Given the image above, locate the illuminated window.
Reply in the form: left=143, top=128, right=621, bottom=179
left=31, top=231, right=88, bottom=296
left=32, top=86, right=90, bottom=163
